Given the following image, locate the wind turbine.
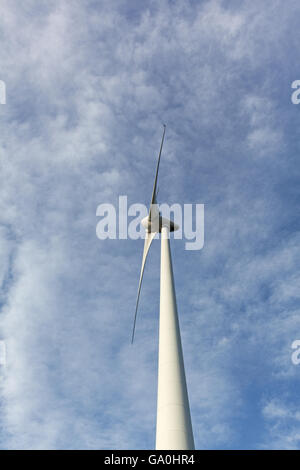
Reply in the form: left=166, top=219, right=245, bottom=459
left=131, top=125, right=195, bottom=450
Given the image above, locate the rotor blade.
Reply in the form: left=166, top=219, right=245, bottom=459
left=131, top=230, right=157, bottom=343
left=149, top=124, right=166, bottom=222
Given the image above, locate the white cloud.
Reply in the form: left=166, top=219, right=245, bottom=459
left=262, top=399, right=300, bottom=449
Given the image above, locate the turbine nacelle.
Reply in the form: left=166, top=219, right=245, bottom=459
left=141, top=214, right=179, bottom=233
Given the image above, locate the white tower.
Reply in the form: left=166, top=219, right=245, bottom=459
left=156, top=225, right=194, bottom=449
left=132, top=126, right=194, bottom=450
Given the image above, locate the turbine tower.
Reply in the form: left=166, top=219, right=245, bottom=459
left=132, top=125, right=195, bottom=450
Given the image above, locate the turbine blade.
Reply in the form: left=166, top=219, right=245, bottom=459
left=149, top=124, right=166, bottom=222
left=131, top=230, right=157, bottom=343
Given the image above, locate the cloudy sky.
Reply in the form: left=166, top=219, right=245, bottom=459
left=0, top=0, right=300, bottom=450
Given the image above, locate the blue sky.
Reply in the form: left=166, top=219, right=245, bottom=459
left=0, top=0, right=300, bottom=449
